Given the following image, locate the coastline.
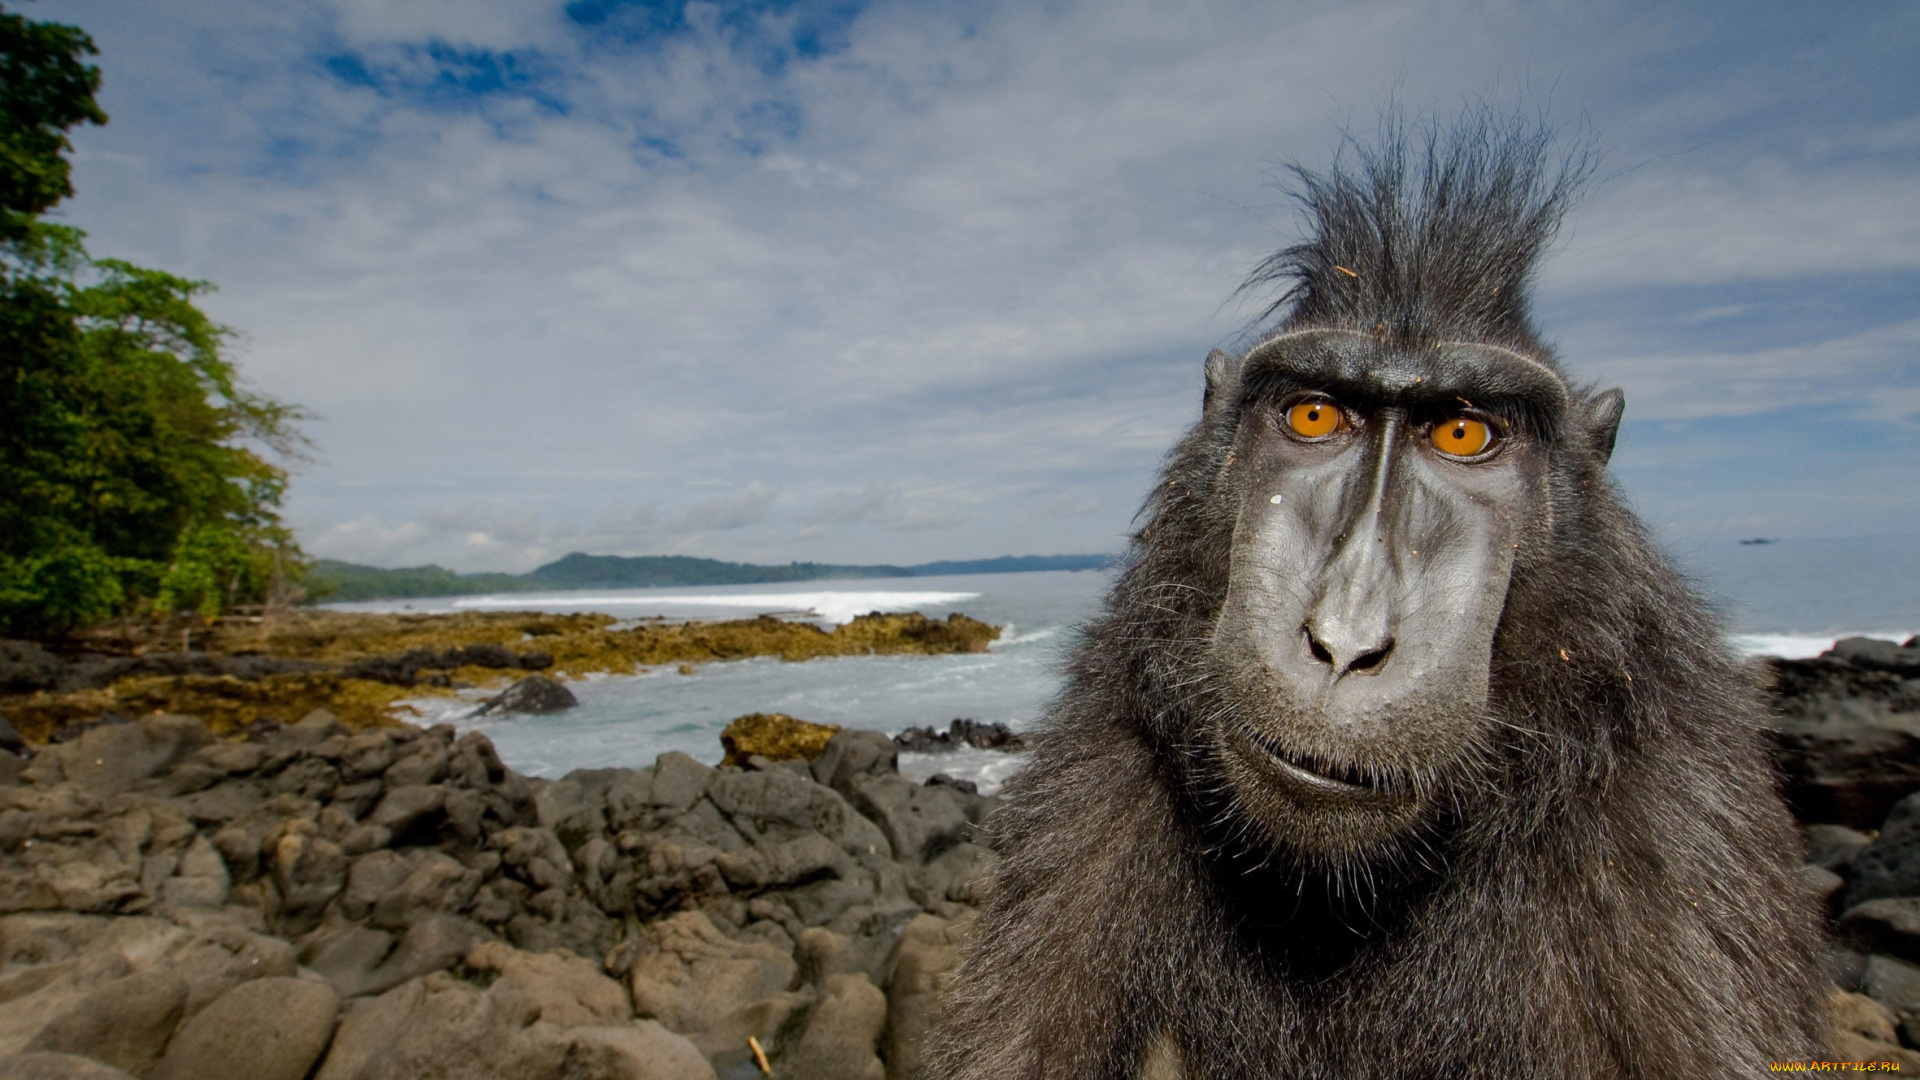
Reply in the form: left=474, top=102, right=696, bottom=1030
left=0, top=610, right=999, bottom=746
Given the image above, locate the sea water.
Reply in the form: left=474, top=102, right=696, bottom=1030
left=352, top=533, right=1918, bottom=786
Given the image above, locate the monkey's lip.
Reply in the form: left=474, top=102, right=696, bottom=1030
left=1229, top=728, right=1402, bottom=804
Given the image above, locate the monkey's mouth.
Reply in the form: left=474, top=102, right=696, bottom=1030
left=1229, top=727, right=1403, bottom=804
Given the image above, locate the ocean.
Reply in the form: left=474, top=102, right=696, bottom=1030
left=340, top=532, right=1919, bottom=786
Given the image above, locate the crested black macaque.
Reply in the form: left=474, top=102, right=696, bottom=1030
left=925, top=118, right=1828, bottom=1079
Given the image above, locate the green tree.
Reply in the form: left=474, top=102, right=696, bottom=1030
left=0, top=5, right=307, bottom=635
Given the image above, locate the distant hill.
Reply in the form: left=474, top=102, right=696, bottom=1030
left=305, top=551, right=1115, bottom=603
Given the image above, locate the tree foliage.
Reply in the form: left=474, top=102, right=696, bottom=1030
left=0, top=5, right=307, bottom=635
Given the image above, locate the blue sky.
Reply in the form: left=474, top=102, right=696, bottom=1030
left=33, top=0, right=1920, bottom=570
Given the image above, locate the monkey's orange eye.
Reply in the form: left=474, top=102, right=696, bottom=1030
left=1431, top=416, right=1497, bottom=457
left=1286, top=398, right=1344, bottom=439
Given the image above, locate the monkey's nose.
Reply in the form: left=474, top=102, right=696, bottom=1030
left=1303, top=623, right=1395, bottom=677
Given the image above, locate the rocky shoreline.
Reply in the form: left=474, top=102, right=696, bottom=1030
left=0, top=707, right=1003, bottom=1080
left=0, top=610, right=1000, bottom=743
left=0, top=633, right=1914, bottom=1078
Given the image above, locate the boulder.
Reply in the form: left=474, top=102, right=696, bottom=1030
left=1839, top=899, right=1920, bottom=965
left=842, top=773, right=973, bottom=866
left=626, top=910, right=807, bottom=1069
left=0, top=1054, right=137, bottom=1080
left=314, top=970, right=706, bottom=1080
left=368, top=852, right=482, bottom=931
left=1832, top=636, right=1920, bottom=675
left=720, top=713, right=840, bottom=767
left=1806, top=823, right=1874, bottom=873
left=472, top=676, right=578, bottom=717
left=892, top=719, right=1026, bottom=753
left=20, top=969, right=186, bottom=1076
left=151, top=976, right=339, bottom=1080
left=0, top=715, right=29, bottom=755
left=1845, top=793, right=1920, bottom=905
left=1864, top=954, right=1920, bottom=1019
left=43, top=715, right=212, bottom=798
left=562, top=1024, right=717, bottom=1080
left=0, top=641, right=63, bottom=695
left=810, top=731, right=898, bottom=796
left=782, top=973, right=887, bottom=1080
left=1774, top=719, right=1920, bottom=831
left=465, top=940, right=630, bottom=1027
left=881, top=912, right=973, bottom=1079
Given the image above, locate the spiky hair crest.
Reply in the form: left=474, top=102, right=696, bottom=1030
left=1244, top=112, right=1593, bottom=351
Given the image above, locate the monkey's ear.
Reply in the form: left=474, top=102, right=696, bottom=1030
left=1587, top=388, right=1625, bottom=465
left=1203, top=349, right=1241, bottom=414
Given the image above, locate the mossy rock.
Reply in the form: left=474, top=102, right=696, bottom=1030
left=7, top=608, right=1000, bottom=745
left=720, top=712, right=841, bottom=767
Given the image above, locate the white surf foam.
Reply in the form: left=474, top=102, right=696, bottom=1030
left=898, top=748, right=1031, bottom=797
left=1732, top=631, right=1918, bottom=659
left=450, top=590, right=980, bottom=626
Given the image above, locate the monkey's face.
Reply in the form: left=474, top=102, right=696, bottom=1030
left=1202, top=329, right=1564, bottom=861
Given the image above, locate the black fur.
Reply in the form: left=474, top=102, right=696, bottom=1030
left=925, top=115, right=1827, bottom=1079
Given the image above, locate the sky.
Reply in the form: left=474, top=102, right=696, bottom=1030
left=29, top=0, right=1920, bottom=572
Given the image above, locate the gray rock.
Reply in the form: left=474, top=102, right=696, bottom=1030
left=0, top=751, right=24, bottom=788
left=368, top=852, right=481, bottom=931
left=281, top=710, right=347, bottom=747
left=782, top=973, right=887, bottom=1080
left=1848, top=793, right=1920, bottom=905
left=47, top=715, right=211, bottom=797
left=0, top=640, right=63, bottom=695
left=273, top=830, right=348, bottom=928
left=881, top=912, right=973, bottom=1079
left=1775, top=719, right=1920, bottom=831
left=471, top=676, right=577, bottom=717
left=367, top=784, right=446, bottom=835
left=715, top=834, right=848, bottom=891
left=383, top=744, right=449, bottom=788
left=340, top=732, right=397, bottom=781
left=339, top=823, right=392, bottom=857
left=490, top=827, right=575, bottom=892
left=810, top=730, right=898, bottom=795
left=0, top=715, right=27, bottom=756
left=1834, top=636, right=1920, bottom=674
left=626, top=910, right=806, bottom=1070
left=151, top=976, right=339, bottom=1080
left=562, top=1023, right=718, bottom=1080
left=1865, top=953, right=1920, bottom=1018
left=1841, top=899, right=1920, bottom=965
left=466, top=940, right=630, bottom=1027
left=22, top=969, right=186, bottom=1076
left=315, top=950, right=682, bottom=1080
left=360, top=915, right=487, bottom=997
left=300, top=924, right=396, bottom=997
left=339, top=850, right=411, bottom=922
left=650, top=754, right=713, bottom=814
left=843, top=773, right=972, bottom=865
left=1802, top=864, right=1844, bottom=909
left=179, top=781, right=266, bottom=827
left=1807, top=823, right=1874, bottom=872
left=190, top=742, right=268, bottom=775
left=161, top=835, right=230, bottom=909
left=0, top=1053, right=137, bottom=1080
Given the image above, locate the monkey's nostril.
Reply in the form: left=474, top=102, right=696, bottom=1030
left=1348, top=640, right=1394, bottom=674
left=1305, top=628, right=1334, bottom=666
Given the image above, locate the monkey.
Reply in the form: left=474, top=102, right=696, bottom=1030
left=922, top=115, right=1829, bottom=1079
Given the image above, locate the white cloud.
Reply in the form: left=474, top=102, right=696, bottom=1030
left=35, top=0, right=1920, bottom=562
left=672, top=481, right=780, bottom=532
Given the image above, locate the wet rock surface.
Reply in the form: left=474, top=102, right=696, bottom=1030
left=0, top=709, right=1002, bottom=1079
left=0, top=631, right=1910, bottom=1075
left=1772, top=635, right=1920, bottom=1065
